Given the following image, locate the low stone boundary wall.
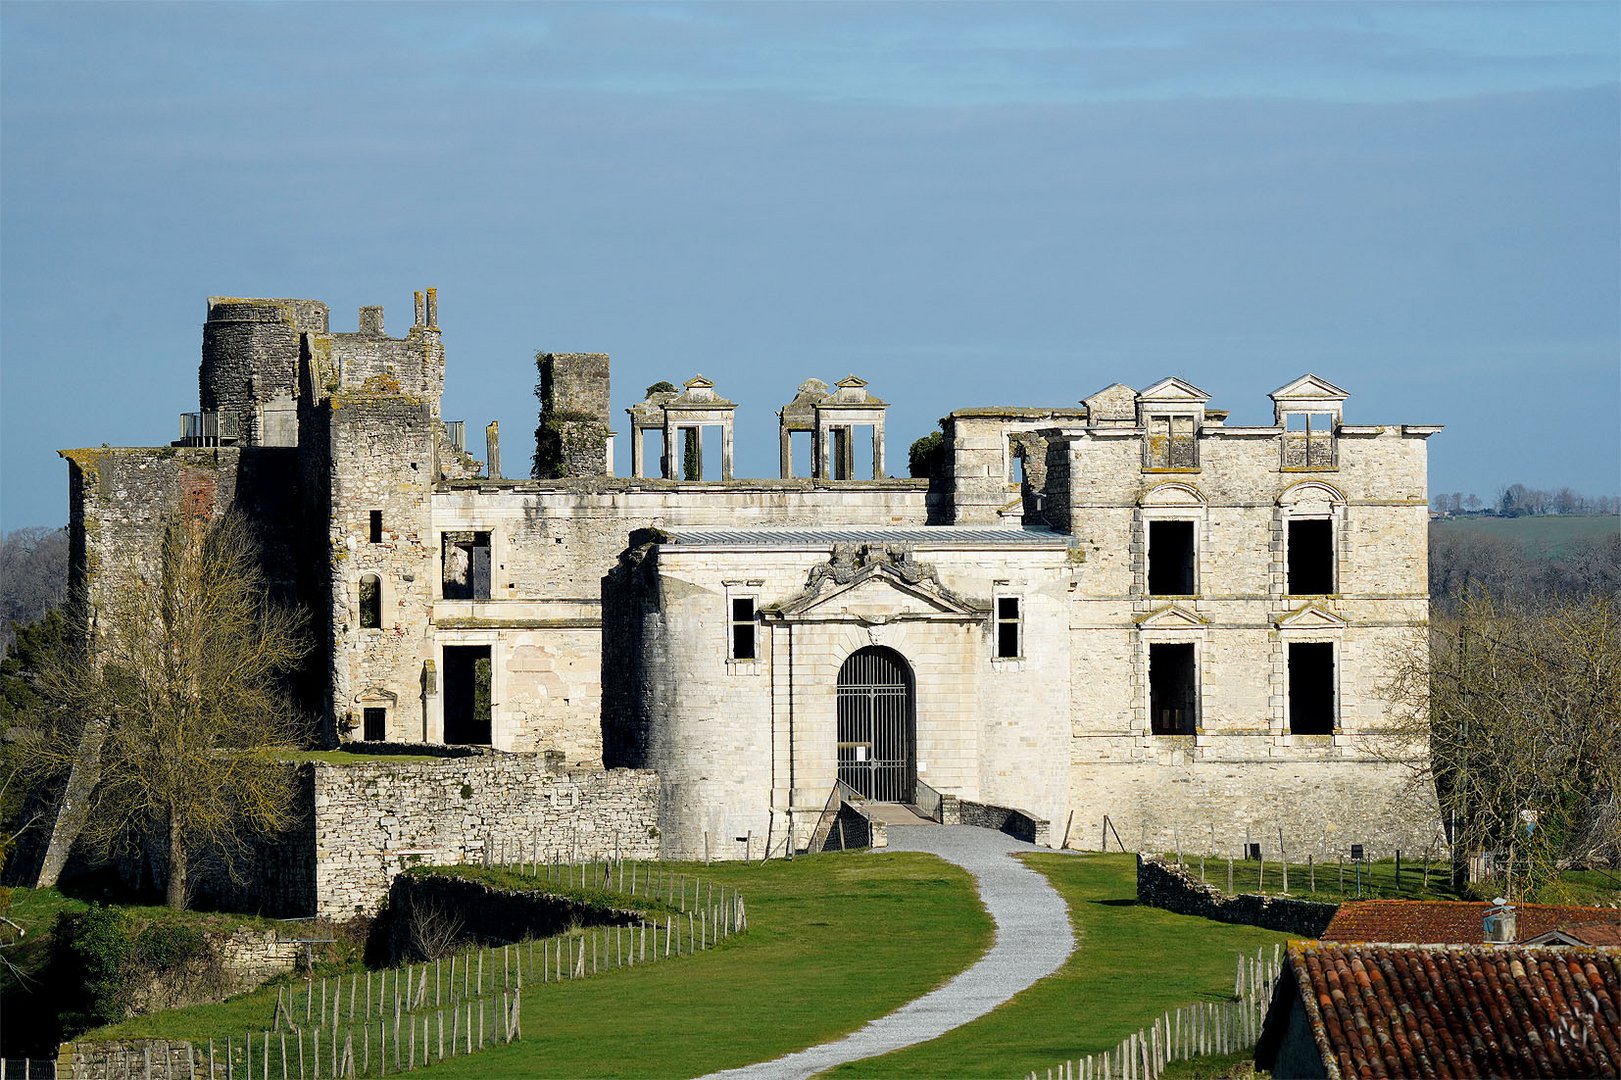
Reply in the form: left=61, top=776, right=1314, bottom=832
left=1136, top=854, right=1337, bottom=937
left=57, top=1039, right=193, bottom=1080
left=820, top=801, right=886, bottom=851
left=314, top=758, right=661, bottom=918
left=959, top=800, right=1050, bottom=846
left=378, top=874, right=642, bottom=963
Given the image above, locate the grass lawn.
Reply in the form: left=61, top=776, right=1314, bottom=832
left=825, top=853, right=1293, bottom=1079
left=93, top=852, right=994, bottom=1080
left=1431, top=514, right=1620, bottom=556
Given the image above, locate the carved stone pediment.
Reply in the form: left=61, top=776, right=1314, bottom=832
left=772, top=544, right=983, bottom=621
left=1275, top=604, right=1347, bottom=631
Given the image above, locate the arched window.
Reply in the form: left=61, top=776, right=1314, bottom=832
left=359, top=574, right=382, bottom=629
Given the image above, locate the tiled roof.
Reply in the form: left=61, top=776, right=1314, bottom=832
left=1269, top=941, right=1621, bottom=1079
left=1323, top=900, right=1621, bottom=946
left=660, top=527, right=1068, bottom=547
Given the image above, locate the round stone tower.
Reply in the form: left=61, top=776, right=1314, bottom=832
left=201, top=298, right=328, bottom=446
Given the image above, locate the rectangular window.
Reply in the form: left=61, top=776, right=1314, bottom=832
left=1289, top=642, right=1336, bottom=734
left=1288, top=519, right=1335, bottom=594
left=1147, top=520, right=1196, bottom=595
left=362, top=707, right=386, bottom=741
left=441, top=531, right=491, bottom=599
left=1283, top=413, right=1336, bottom=468
left=369, top=510, right=383, bottom=543
left=1149, top=643, right=1197, bottom=734
left=730, top=597, right=756, bottom=661
left=996, top=596, right=1022, bottom=658
left=1145, top=415, right=1198, bottom=469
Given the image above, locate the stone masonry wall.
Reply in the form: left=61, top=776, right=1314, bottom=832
left=1136, top=853, right=1337, bottom=937
left=312, top=756, right=659, bottom=919
left=59, top=1039, right=196, bottom=1080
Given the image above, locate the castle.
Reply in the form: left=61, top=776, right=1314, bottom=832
left=55, top=289, right=1443, bottom=911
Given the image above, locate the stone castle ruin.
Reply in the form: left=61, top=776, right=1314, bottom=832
left=39, top=289, right=1443, bottom=916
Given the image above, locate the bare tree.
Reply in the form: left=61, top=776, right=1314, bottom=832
left=0, top=526, right=68, bottom=654
left=21, top=512, right=309, bottom=909
left=1382, top=594, right=1621, bottom=898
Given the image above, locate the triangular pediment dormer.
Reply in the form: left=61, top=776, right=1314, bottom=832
left=1137, top=377, right=1211, bottom=404
left=772, top=563, right=984, bottom=622
left=1275, top=604, right=1347, bottom=631
left=1270, top=374, right=1348, bottom=425
left=1136, top=378, right=1209, bottom=427
left=1083, top=383, right=1138, bottom=426
left=1136, top=604, right=1207, bottom=631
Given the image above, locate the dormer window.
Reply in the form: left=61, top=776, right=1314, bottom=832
left=1144, top=415, right=1198, bottom=470
left=1283, top=412, right=1337, bottom=469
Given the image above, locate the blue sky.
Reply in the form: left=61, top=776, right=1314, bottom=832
left=2, top=1, right=1616, bottom=530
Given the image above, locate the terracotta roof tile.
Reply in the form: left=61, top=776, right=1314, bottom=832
left=1280, top=941, right=1621, bottom=1079
left=1323, top=900, right=1621, bottom=946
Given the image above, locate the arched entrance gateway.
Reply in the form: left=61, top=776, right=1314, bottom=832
left=836, top=646, right=916, bottom=803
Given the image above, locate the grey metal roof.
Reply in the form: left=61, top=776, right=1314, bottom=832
left=661, top=526, right=1068, bottom=547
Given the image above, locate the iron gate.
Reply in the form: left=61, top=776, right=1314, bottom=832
left=836, top=646, right=915, bottom=803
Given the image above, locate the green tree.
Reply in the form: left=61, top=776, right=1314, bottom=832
left=22, top=513, right=309, bottom=909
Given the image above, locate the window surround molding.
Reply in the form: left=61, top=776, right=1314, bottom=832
left=432, top=631, right=505, bottom=748
left=1275, top=481, right=1347, bottom=600
left=1272, top=604, right=1347, bottom=745
left=723, top=579, right=764, bottom=674
left=1270, top=374, right=1348, bottom=473
left=1134, top=604, right=1208, bottom=744
left=1136, top=377, right=1209, bottom=473
left=990, top=583, right=1026, bottom=670
left=1136, top=482, right=1209, bottom=601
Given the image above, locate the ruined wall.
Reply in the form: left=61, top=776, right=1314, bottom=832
left=1136, top=854, right=1338, bottom=936
left=201, top=298, right=326, bottom=447
left=941, top=408, right=1087, bottom=526
left=311, top=756, right=659, bottom=918
left=326, top=394, right=439, bottom=744
left=534, top=352, right=611, bottom=479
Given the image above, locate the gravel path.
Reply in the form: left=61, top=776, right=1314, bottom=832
left=701, top=825, right=1074, bottom=1080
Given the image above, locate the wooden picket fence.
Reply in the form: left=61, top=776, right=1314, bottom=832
left=190, top=861, right=747, bottom=1078
left=1026, top=946, right=1283, bottom=1080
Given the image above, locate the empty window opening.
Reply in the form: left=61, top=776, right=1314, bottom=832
left=1146, top=415, right=1198, bottom=469
left=1149, top=643, right=1197, bottom=734
left=831, top=426, right=854, bottom=480
left=1148, top=520, right=1196, bottom=595
left=789, top=430, right=813, bottom=478
left=441, top=531, right=491, bottom=599
left=1288, top=519, right=1335, bottom=594
left=1289, top=642, right=1336, bottom=735
left=996, top=596, right=1022, bottom=658
left=641, top=429, right=663, bottom=477
left=359, top=574, right=382, bottom=629
left=701, top=425, right=722, bottom=480
left=369, top=510, right=383, bottom=543
left=1283, top=412, right=1336, bottom=468
left=443, top=645, right=492, bottom=745
left=1009, top=442, right=1026, bottom=487
left=362, top=707, right=386, bottom=741
left=730, top=597, right=757, bottom=661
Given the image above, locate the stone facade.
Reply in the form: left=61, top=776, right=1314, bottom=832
left=55, top=288, right=1446, bottom=912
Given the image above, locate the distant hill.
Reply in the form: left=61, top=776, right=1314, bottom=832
left=1431, top=514, right=1620, bottom=559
